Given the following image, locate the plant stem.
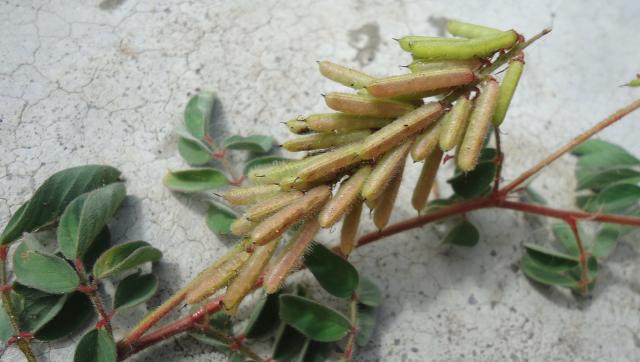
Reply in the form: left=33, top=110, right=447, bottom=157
left=195, top=326, right=266, bottom=362
left=492, top=127, right=503, bottom=195
left=118, top=287, right=188, bottom=352
left=0, top=246, right=36, bottom=362
left=75, top=260, right=113, bottom=337
left=343, top=295, right=359, bottom=361
left=567, top=219, right=590, bottom=295
left=204, top=135, right=239, bottom=183
left=118, top=296, right=224, bottom=360
left=500, top=98, right=640, bottom=196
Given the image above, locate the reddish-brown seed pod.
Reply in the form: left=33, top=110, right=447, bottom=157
left=361, top=141, right=413, bottom=204
left=222, top=184, right=281, bottom=206
left=366, top=67, right=476, bottom=98
left=318, top=60, right=376, bottom=89
left=250, top=185, right=331, bottom=245
left=373, top=164, right=404, bottom=230
left=324, top=92, right=417, bottom=118
left=223, top=239, right=278, bottom=313
left=359, top=102, right=444, bottom=160
left=457, top=78, right=500, bottom=172
left=340, top=200, right=363, bottom=256
left=439, top=95, right=472, bottom=151
left=263, top=219, right=320, bottom=294
left=411, top=148, right=444, bottom=211
left=305, top=113, right=392, bottom=132
left=297, top=143, right=363, bottom=183
left=411, top=119, right=442, bottom=162
left=185, top=241, right=252, bottom=304
left=318, top=166, right=371, bottom=228
left=282, top=130, right=371, bottom=152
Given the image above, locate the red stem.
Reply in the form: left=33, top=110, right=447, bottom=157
left=496, top=200, right=640, bottom=226
left=118, top=296, right=224, bottom=360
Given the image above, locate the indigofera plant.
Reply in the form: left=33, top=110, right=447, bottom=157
left=2, top=19, right=640, bottom=362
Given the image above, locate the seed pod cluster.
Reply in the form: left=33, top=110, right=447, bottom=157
left=191, top=20, right=528, bottom=310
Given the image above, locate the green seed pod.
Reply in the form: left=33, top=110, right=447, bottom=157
left=492, top=57, right=524, bottom=126
left=282, top=130, right=371, bottom=152
left=373, top=164, right=404, bottom=230
left=185, top=247, right=252, bottom=304
left=439, top=95, right=472, bottom=151
left=263, top=219, right=320, bottom=294
left=318, top=60, right=376, bottom=89
left=230, top=217, right=257, bottom=236
left=222, top=184, right=282, bottom=205
left=411, top=148, right=443, bottom=211
left=248, top=158, right=313, bottom=184
left=305, top=113, right=392, bottom=132
left=362, top=141, right=413, bottom=204
left=397, top=36, right=466, bottom=51
left=318, top=166, right=371, bottom=228
left=408, top=59, right=483, bottom=73
left=366, top=67, right=476, bottom=98
left=244, top=191, right=305, bottom=222
left=340, top=200, right=363, bottom=256
left=446, top=20, right=502, bottom=38
left=356, top=88, right=425, bottom=106
left=359, top=102, right=444, bottom=160
left=223, top=239, right=278, bottom=313
left=411, top=119, right=442, bottom=162
left=324, top=92, right=417, bottom=118
left=297, top=143, right=363, bottom=182
left=251, top=185, right=331, bottom=245
left=408, top=31, right=518, bottom=60
left=286, top=118, right=309, bottom=134
left=457, top=78, right=500, bottom=171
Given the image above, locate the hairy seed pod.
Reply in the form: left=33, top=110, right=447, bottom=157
left=245, top=191, right=305, bottom=222
left=324, top=92, right=417, bottom=118
left=356, top=88, right=425, bottom=106
left=408, top=59, right=483, bottom=73
left=286, top=119, right=309, bottom=134
left=373, top=164, right=404, bottom=230
left=251, top=185, right=331, bottom=245
left=397, top=36, right=466, bottom=51
left=185, top=244, right=252, bottom=304
left=439, top=95, right=472, bottom=151
left=412, top=148, right=444, bottom=211
left=359, top=102, right=444, bottom=160
left=366, top=67, right=476, bottom=98
left=340, top=200, right=363, bottom=256
left=305, top=113, right=392, bottom=132
left=318, top=60, right=376, bottom=89
left=447, top=20, right=502, bottom=38
left=282, top=130, right=371, bottom=152
left=493, top=57, right=524, bottom=126
left=263, top=219, right=320, bottom=294
left=297, top=143, right=363, bottom=182
left=362, top=141, right=412, bottom=204
left=222, top=184, right=281, bottom=205
left=223, top=239, right=278, bottom=313
left=318, top=166, right=371, bottom=228
left=408, top=31, right=518, bottom=60
left=231, top=218, right=257, bottom=236
left=411, top=119, right=442, bottom=161
left=248, top=158, right=314, bottom=185
left=457, top=78, right=500, bottom=171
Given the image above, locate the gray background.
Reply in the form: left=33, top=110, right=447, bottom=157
left=1, top=0, right=640, bottom=361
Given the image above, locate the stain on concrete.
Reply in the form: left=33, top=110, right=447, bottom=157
left=99, top=0, right=126, bottom=11
left=428, top=16, right=449, bottom=36
left=348, top=22, right=381, bottom=66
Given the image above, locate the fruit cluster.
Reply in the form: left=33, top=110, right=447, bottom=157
left=191, top=20, right=526, bottom=312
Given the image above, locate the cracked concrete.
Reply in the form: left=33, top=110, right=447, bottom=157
left=1, top=0, right=639, bottom=361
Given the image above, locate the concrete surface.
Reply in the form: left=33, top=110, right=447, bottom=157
left=1, top=0, right=640, bottom=361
